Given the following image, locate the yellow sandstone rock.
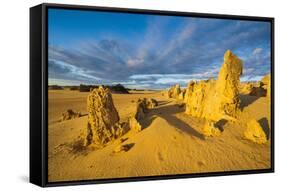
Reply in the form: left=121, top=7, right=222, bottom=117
left=129, top=117, right=142, bottom=132
left=240, top=79, right=268, bottom=97
left=129, top=98, right=158, bottom=132
left=129, top=98, right=147, bottom=132
left=261, top=74, right=270, bottom=87
left=244, top=119, right=267, bottom=144
left=202, top=120, right=222, bottom=137
left=185, top=79, right=215, bottom=118
left=261, top=74, right=271, bottom=98
left=86, top=86, right=125, bottom=146
left=178, top=89, right=186, bottom=100
left=185, top=50, right=243, bottom=121
left=60, top=109, right=81, bottom=121
left=146, top=98, right=158, bottom=109
left=240, top=82, right=254, bottom=95
left=167, top=84, right=181, bottom=99
left=267, top=77, right=271, bottom=99
left=210, top=50, right=243, bottom=119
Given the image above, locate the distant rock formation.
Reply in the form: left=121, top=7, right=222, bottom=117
left=244, top=119, right=267, bottom=144
left=261, top=74, right=271, bottom=98
left=168, top=84, right=181, bottom=99
left=60, top=109, right=81, bottom=121
left=240, top=82, right=254, bottom=95
left=85, top=86, right=126, bottom=146
left=261, top=74, right=270, bottom=86
left=129, top=98, right=158, bottom=132
left=267, top=77, right=271, bottom=99
left=178, top=89, right=186, bottom=100
left=167, top=84, right=186, bottom=100
left=241, top=82, right=267, bottom=97
left=185, top=50, right=243, bottom=121
left=240, top=74, right=270, bottom=97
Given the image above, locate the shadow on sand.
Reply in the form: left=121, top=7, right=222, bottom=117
left=239, top=94, right=260, bottom=111
left=258, top=117, right=270, bottom=140
left=140, top=101, right=205, bottom=140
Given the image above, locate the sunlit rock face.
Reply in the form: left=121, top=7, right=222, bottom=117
left=261, top=74, right=271, bottom=99
left=129, top=99, right=147, bottom=132
left=185, top=79, right=216, bottom=118
left=167, top=84, right=181, bottom=99
left=185, top=50, right=243, bottom=121
left=86, top=86, right=124, bottom=145
left=167, top=84, right=187, bottom=101
left=202, top=120, right=222, bottom=137
left=239, top=76, right=269, bottom=97
left=244, top=119, right=267, bottom=144
left=129, top=98, right=158, bottom=132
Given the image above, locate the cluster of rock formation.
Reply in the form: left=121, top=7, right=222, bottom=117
left=167, top=84, right=186, bottom=100
left=261, top=74, right=271, bottom=98
left=240, top=82, right=266, bottom=97
left=185, top=50, right=243, bottom=122
left=83, top=49, right=270, bottom=146
left=240, top=74, right=270, bottom=98
left=85, top=86, right=158, bottom=146
left=168, top=50, right=270, bottom=142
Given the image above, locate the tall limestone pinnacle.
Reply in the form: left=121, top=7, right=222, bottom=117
left=185, top=50, right=243, bottom=121
left=213, top=49, right=243, bottom=119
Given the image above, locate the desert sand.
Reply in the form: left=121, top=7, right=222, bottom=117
left=48, top=50, right=271, bottom=182
left=48, top=90, right=270, bottom=182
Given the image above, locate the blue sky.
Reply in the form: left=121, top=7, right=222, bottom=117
left=48, top=8, right=271, bottom=89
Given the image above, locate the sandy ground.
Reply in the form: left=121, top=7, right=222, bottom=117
left=48, top=90, right=271, bottom=182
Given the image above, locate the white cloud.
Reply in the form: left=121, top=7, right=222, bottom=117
left=49, top=59, right=102, bottom=81
left=157, top=22, right=196, bottom=62
left=127, top=58, right=144, bottom=67
left=253, top=48, right=263, bottom=55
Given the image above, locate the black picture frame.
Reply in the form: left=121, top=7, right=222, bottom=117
left=30, top=3, right=275, bottom=187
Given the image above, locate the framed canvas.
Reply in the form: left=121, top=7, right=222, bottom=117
left=30, top=3, right=274, bottom=187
